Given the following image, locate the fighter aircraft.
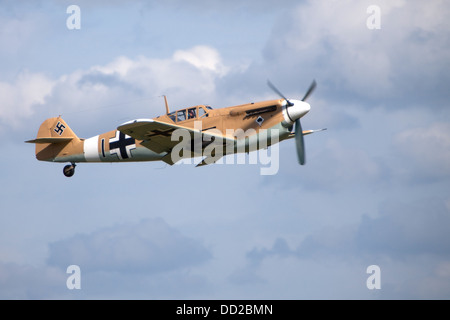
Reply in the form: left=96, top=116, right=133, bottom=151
left=26, top=80, right=325, bottom=177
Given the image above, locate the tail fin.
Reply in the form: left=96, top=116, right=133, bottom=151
left=25, top=117, right=83, bottom=161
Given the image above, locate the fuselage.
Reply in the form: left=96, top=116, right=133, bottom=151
left=49, top=98, right=305, bottom=164
left=27, top=79, right=319, bottom=177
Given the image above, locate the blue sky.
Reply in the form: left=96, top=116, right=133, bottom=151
left=1, top=0, right=450, bottom=299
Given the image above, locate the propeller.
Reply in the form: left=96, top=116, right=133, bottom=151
left=301, top=80, right=317, bottom=102
left=295, top=118, right=305, bottom=165
left=267, top=79, right=316, bottom=165
left=267, top=80, right=294, bottom=106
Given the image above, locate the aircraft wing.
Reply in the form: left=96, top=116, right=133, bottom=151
left=117, top=119, right=233, bottom=165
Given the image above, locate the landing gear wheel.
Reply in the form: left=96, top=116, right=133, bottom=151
left=63, top=164, right=76, bottom=177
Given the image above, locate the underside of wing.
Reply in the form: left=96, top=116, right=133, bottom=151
left=118, top=119, right=180, bottom=154
left=117, top=119, right=234, bottom=165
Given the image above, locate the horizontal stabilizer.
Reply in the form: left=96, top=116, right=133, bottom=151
left=25, top=137, right=73, bottom=144
left=288, top=128, right=327, bottom=139
left=303, top=128, right=327, bottom=136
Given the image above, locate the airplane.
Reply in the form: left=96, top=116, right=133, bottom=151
left=26, top=80, right=326, bottom=177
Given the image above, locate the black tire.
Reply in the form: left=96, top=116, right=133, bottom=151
left=63, top=164, right=75, bottom=177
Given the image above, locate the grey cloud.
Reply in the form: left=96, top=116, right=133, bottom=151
left=244, top=198, right=450, bottom=262
left=4, top=0, right=450, bottom=300
left=241, top=199, right=450, bottom=266
left=78, top=269, right=212, bottom=299
left=47, top=218, right=212, bottom=274
left=392, top=122, right=450, bottom=183
left=271, top=137, right=386, bottom=193
left=295, top=200, right=450, bottom=259
left=0, top=263, right=69, bottom=299
left=29, top=46, right=227, bottom=133
left=302, top=198, right=450, bottom=259
left=233, top=198, right=450, bottom=298
left=147, top=0, right=304, bottom=13
left=77, top=71, right=143, bottom=95
left=228, top=267, right=265, bottom=286
left=296, top=225, right=358, bottom=258
left=247, top=237, right=292, bottom=266
left=228, top=237, right=292, bottom=286
left=356, top=200, right=450, bottom=257
left=261, top=1, right=450, bottom=109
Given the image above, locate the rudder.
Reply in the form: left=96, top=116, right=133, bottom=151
left=26, top=117, right=83, bottom=161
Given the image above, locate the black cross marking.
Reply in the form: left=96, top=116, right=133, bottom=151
left=101, top=139, right=106, bottom=157
left=109, top=131, right=136, bottom=160
left=54, top=122, right=66, bottom=135
left=145, top=128, right=175, bottom=138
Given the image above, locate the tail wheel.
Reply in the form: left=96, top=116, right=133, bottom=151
left=63, top=164, right=76, bottom=177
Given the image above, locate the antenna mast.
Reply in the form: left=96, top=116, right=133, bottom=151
left=162, top=95, right=170, bottom=114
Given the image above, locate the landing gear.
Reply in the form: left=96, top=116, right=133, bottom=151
left=63, top=163, right=76, bottom=177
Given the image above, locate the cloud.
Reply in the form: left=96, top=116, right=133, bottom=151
left=311, top=138, right=382, bottom=188
left=89, top=45, right=228, bottom=95
left=0, top=71, right=54, bottom=127
left=356, top=199, right=450, bottom=257
left=0, top=4, right=49, bottom=57
left=234, top=197, right=450, bottom=298
left=47, top=218, right=212, bottom=274
left=173, top=45, right=229, bottom=76
left=3, top=0, right=450, bottom=300
left=393, top=122, right=450, bottom=181
left=246, top=237, right=293, bottom=266
left=2, top=45, right=230, bottom=133
left=262, top=0, right=450, bottom=108
left=272, top=135, right=385, bottom=193
left=0, top=263, right=68, bottom=299
left=286, top=198, right=450, bottom=259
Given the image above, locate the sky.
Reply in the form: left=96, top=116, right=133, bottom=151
left=0, top=0, right=449, bottom=299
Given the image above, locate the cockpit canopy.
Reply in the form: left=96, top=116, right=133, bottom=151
left=167, top=105, right=213, bottom=123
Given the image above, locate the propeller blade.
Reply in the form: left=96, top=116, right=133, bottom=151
left=267, top=80, right=294, bottom=106
left=301, top=80, right=317, bottom=102
left=295, top=119, right=306, bottom=165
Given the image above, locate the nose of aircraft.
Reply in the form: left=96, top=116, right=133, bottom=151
left=284, top=99, right=310, bottom=124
